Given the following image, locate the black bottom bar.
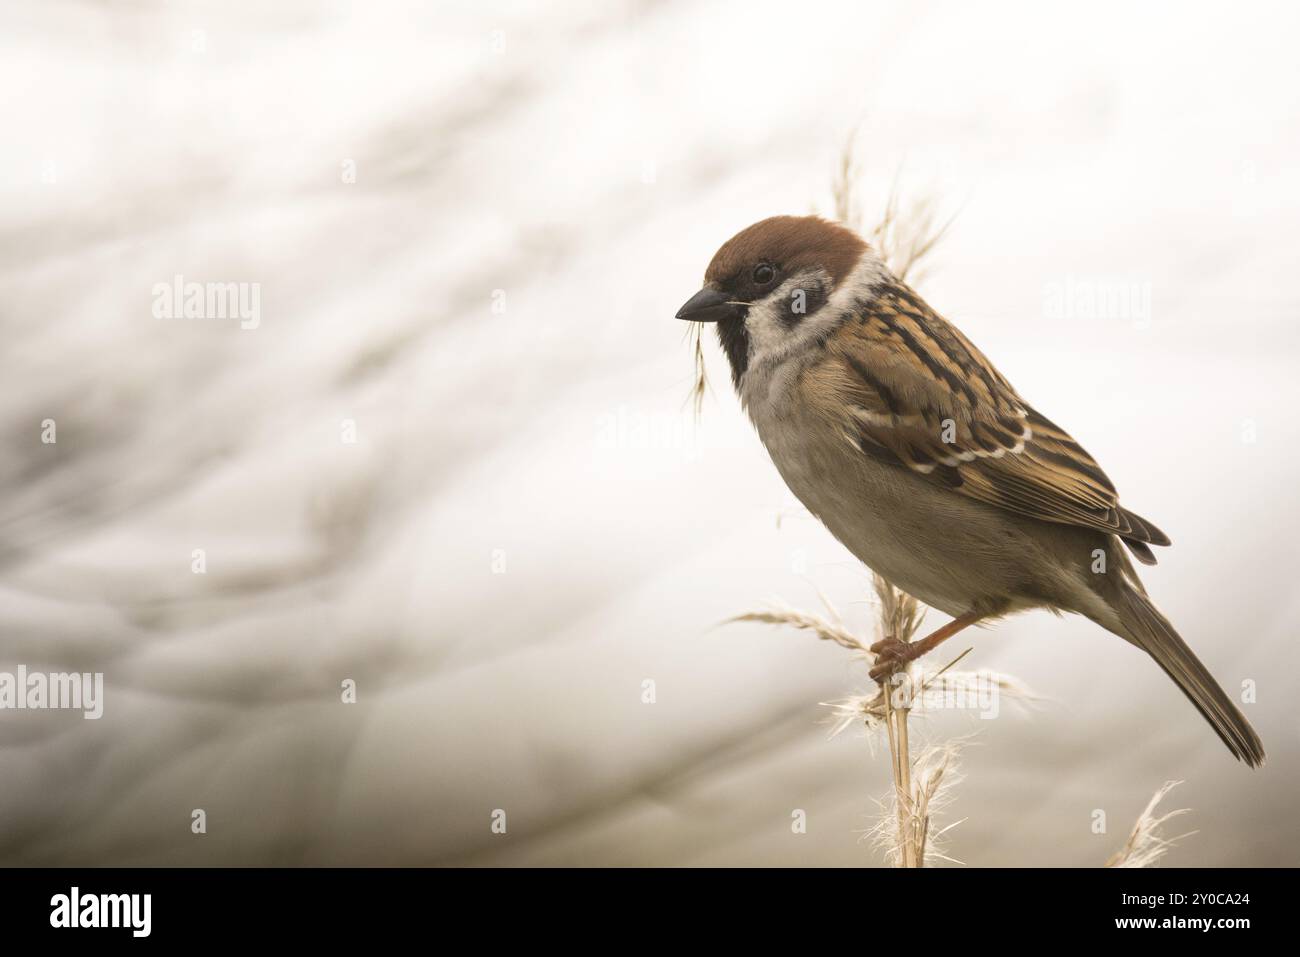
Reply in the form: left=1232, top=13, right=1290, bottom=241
left=0, top=866, right=1284, bottom=943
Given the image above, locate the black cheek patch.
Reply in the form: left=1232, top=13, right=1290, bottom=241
left=779, top=281, right=828, bottom=327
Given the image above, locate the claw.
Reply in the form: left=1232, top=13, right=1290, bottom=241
left=868, top=635, right=915, bottom=683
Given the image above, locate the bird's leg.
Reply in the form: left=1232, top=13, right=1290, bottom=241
left=869, top=611, right=983, bottom=683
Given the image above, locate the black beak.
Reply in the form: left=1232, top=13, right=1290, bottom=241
left=675, top=287, right=746, bottom=323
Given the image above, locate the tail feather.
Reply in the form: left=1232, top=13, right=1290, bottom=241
left=1119, top=507, right=1171, bottom=547
left=1116, top=587, right=1265, bottom=767
left=1122, top=537, right=1157, bottom=565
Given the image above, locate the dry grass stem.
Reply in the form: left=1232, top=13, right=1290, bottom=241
left=830, top=134, right=956, bottom=286
left=686, top=322, right=710, bottom=420
left=1106, top=781, right=1196, bottom=868
left=728, top=603, right=868, bottom=655
left=736, top=572, right=994, bottom=867
left=871, top=186, right=954, bottom=287
left=868, top=739, right=968, bottom=867
left=873, top=573, right=925, bottom=867
left=830, top=137, right=863, bottom=232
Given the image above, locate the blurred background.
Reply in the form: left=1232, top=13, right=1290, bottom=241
left=2, top=0, right=1298, bottom=866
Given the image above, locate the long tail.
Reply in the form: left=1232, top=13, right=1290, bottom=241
left=1115, top=586, right=1265, bottom=767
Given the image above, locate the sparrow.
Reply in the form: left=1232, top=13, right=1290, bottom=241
left=677, top=215, right=1264, bottom=767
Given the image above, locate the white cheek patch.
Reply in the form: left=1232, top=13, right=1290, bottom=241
left=739, top=250, right=890, bottom=417
left=744, top=253, right=889, bottom=376
left=744, top=275, right=818, bottom=360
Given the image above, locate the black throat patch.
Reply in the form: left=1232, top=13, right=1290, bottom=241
left=715, top=314, right=750, bottom=389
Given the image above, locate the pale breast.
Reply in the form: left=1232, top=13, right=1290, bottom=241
left=743, top=356, right=1054, bottom=619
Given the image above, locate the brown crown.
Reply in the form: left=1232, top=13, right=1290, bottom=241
left=704, top=215, right=868, bottom=288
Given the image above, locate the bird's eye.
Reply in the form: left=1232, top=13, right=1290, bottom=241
left=752, top=263, right=776, bottom=285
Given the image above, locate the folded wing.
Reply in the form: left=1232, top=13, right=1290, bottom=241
left=804, top=283, right=1169, bottom=562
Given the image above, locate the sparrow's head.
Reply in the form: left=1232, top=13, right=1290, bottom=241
left=676, top=215, right=874, bottom=387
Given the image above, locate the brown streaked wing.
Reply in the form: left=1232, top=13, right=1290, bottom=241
left=805, top=284, right=1170, bottom=552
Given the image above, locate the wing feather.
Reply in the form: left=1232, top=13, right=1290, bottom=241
left=808, top=283, right=1169, bottom=555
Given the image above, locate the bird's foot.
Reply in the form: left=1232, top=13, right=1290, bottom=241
left=868, top=635, right=917, bottom=683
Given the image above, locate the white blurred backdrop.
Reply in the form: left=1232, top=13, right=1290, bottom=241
left=1, top=0, right=1298, bottom=865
